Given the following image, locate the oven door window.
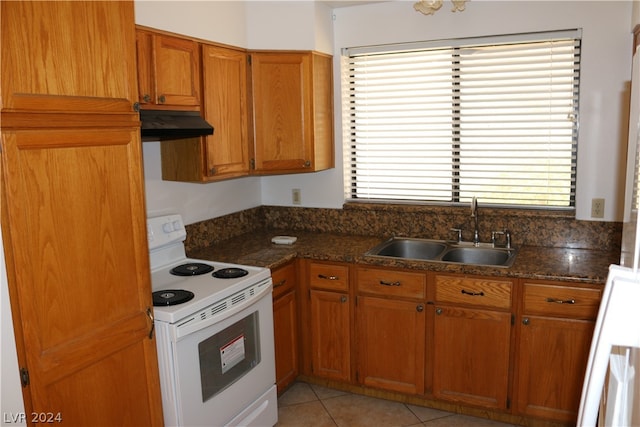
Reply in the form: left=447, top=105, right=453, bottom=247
left=198, top=312, right=261, bottom=402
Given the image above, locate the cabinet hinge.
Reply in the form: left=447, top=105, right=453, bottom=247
left=247, top=55, right=252, bottom=65
left=511, top=314, right=515, bottom=325
left=20, top=368, right=29, bottom=387
left=506, top=397, right=511, bottom=409
left=250, top=158, right=255, bottom=170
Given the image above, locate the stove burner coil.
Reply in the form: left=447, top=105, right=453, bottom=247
left=213, top=267, right=249, bottom=279
left=170, top=263, right=214, bottom=276
left=152, top=289, right=195, bottom=306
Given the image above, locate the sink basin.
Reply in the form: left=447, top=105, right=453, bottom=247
left=440, top=247, right=516, bottom=267
left=366, top=238, right=447, bottom=261
left=365, top=238, right=517, bottom=267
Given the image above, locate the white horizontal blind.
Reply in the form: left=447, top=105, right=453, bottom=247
left=343, top=30, right=580, bottom=207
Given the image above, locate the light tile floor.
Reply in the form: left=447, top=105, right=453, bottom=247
left=276, top=382, right=517, bottom=427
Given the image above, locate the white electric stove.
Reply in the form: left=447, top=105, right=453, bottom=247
left=147, top=214, right=277, bottom=427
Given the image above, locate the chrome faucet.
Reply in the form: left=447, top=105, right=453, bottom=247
left=471, top=196, right=480, bottom=246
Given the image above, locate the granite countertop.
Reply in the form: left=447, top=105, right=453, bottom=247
left=188, top=229, right=619, bottom=284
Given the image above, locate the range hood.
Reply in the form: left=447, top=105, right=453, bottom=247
left=139, top=110, right=214, bottom=140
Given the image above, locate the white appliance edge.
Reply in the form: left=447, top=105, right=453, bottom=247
left=578, top=46, right=640, bottom=426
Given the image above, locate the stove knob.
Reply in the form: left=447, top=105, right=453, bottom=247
left=172, top=220, right=182, bottom=230
left=162, top=222, right=174, bottom=233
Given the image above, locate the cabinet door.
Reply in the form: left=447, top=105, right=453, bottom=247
left=202, top=45, right=250, bottom=178
left=273, top=290, right=298, bottom=394
left=357, top=296, right=425, bottom=395
left=515, top=316, right=594, bottom=423
left=272, top=261, right=298, bottom=394
left=2, top=1, right=137, bottom=112
left=310, top=289, right=351, bottom=381
left=251, top=52, right=313, bottom=172
left=136, top=29, right=201, bottom=108
left=432, top=305, right=511, bottom=409
left=1, top=126, right=163, bottom=426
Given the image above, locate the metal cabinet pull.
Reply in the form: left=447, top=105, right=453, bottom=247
left=522, top=317, right=530, bottom=325
left=318, top=274, right=339, bottom=280
left=546, top=297, right=575, bottom=304
left=158, top=95, right=166, bottom=104
left=273, top=279, right=286, bottom=288
left=435, top=308, right=443, bottom=315
left=341, top=295, right=347, bottom=303
left=142, top=94, right=151, bottom=103
left=416, top=304, right=424, bottom=312
left=461, top=289, right=484, bottom=296
left=146, top=307, right=155, bottom=339
left=379, top=280, right=401, bottom=286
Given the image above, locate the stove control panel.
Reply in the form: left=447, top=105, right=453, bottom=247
left=147, top=214, right=187, bottom=251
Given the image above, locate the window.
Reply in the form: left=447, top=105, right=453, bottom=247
left=343, top=30, right=581, bottom=208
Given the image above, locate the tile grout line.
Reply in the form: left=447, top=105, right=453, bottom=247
left=310, top=385, right=340, bottom=427
left=403, top=403, right=456, bottom=425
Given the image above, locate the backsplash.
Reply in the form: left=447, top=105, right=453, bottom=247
left=184, top=204, right=622, bottom=253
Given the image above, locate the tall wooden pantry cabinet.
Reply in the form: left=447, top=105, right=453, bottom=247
left=0, top=2, right=163, bottom=425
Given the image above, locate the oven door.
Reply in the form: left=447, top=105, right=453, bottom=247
left=155, top=291, right=276, bottom=427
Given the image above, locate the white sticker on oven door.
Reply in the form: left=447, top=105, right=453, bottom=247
left=220, top=335, right=245, bottom=374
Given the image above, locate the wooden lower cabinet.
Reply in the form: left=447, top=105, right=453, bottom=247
left=296, top=264, right=603, bottom=426
left=432, top=305, right=512, bottom=409
left=514, top=316, right=594, bottom=422
left=272, top=261, right=299, bottom=394
left=356, top=296, right=425, bottom=394
left=514, top=281, right=601, bottom=423
left=432, top=274, right=513, bottom=410
left=306, top=261, right=351, bottom=382
left=309, top=289, right=351, bottom=381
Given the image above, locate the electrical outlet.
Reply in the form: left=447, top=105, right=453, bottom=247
left=292, top=188, right=301, bottom=205
left=591, top=198, right=605, bottom=219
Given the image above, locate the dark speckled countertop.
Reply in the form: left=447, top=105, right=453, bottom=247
left=188, top=229, right=619, bottom=285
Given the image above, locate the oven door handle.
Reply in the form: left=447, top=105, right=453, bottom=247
left=146, top=307, right=155, bottom=339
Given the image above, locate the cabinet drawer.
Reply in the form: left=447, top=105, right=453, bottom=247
left=272, top=262, right=296, bottom=300
left=434, top=275, right=512, bottom=310
left=357, top=267, right=426, bottom=299
left=309, top=262, right=349, bottom=291
left=523, top=283, right=601, bottom=320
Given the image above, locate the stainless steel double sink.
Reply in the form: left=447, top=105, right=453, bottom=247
left=365, top=237, right=517, bottom=268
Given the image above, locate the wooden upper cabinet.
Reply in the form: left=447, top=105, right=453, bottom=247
left=250, top=51, right=334, bottom=174
left=136, top=28, right=201, bottom=109
left=202, top=45, right=250, bottom=178
left=1, top=1, right=138, bottom=113
left=160, top=44, right=251, bottom=182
